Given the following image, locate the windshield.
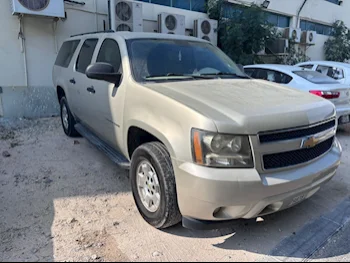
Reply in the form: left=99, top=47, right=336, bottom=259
left=293, top=70, right=339, bottom=84
left=126, top=38, right=247, bottom=82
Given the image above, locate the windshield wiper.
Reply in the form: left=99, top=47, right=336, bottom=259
left=199, top=72, right=250, bottom=79
left=144, top=73, right=212, bottom=80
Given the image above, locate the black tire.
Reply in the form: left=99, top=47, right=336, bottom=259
left=130, top=142, right=182, bottom=229
left=60, top=97, right=79, bottom=137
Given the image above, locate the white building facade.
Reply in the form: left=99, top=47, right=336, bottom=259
left=232, top=0, right=349, bottom=61
left=0, top=0, right=349, bottom=117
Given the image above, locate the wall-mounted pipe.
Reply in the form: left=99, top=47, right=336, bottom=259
left=18, top=15, right=28, bottom=88
left=297, top=0, right=308, bottom=28
left=110, top=0, right=116, bottom=31
left=52, top=19, right=58, bottom=54
left=95, top=0, right=98, bottom=30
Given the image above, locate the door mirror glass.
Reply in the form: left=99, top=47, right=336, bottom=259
left=86, top=62, right=121, bottom=83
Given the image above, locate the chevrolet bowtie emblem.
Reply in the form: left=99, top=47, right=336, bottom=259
left=301, top=136, right=318, bottom=149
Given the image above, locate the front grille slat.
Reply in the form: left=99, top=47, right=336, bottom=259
left=259, top=120, right=336, bottom=144
left=263, top=137, right=334, bottom=170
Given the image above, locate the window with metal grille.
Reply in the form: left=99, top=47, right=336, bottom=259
left=300, top=20, right=333, bottom=36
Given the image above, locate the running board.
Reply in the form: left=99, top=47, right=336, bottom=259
left=75, top=123, right=130, bottom=169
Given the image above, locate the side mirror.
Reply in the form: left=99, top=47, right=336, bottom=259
left=86, top=62, right=121, bottom=83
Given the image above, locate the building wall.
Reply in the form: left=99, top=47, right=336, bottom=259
left=231, top=0, right=350, bottom=60
left=1, top=0, right=349, bottom=117
left=0, top=0, right=207, bottom=118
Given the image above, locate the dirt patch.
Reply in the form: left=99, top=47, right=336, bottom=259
left=1, top=117, right=350, bottom=262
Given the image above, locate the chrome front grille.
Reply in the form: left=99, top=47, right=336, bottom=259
left=253, top=118, right=336, bottom=172
left=258, top=119, right=336, bottom=144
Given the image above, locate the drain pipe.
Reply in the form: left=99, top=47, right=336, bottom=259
left=110, top=0, right=116, bottom=31
left=18, top=15, right=28, bottom=88
left=296, top=0, right=308, bottom=28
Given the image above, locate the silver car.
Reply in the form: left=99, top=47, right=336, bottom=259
left=244, top=64, right=350, bottom=126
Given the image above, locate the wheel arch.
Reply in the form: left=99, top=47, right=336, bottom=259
left=125, top=121, right=176, bottom=160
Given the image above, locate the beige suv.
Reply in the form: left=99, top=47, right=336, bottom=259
left=53, top=31, right=342, bottom=230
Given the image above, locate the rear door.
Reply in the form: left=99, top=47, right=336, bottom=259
left=53, top=39, right=80, bottom=113
left=73, top=38, right=99, bottom=126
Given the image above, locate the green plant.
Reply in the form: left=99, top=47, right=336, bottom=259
left=278, top=40, right=310, bottom=65
left=207, top=0, right=277, bottom=65
left=324, top=20, right=350, bottom=62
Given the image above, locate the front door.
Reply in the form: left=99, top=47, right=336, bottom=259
left=84, top=38, right=126, bottom=151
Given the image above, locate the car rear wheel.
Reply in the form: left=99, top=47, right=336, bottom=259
left=60, top=97, right=79, bottom=137
left=130, top=142, right=182, bottom=229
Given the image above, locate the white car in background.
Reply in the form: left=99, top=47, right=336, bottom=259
left=296, top=61, right=350, bottom=85
left=244, top=64, right=350, bottom=126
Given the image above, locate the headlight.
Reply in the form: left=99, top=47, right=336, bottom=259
left=192, top=129, right=254, bottom=168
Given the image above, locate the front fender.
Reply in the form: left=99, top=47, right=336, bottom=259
left=124, top=119, right=177, bottom=159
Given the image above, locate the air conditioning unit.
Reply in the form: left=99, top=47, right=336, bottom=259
left=158, top=13, right=185, bottom=35
left=10, top=0, right=65, bottom=18
left=301, top=31, right=316, bottom=45
left=115, top=0, right=143, bottom=32
left=266, top=38, right=289, bottom=54
left=284, top=27, right=301, bottom=43
left=194, top=18, right=218, bottom=46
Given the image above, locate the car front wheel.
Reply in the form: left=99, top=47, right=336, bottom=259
left=130, top=142, right=182, bottom=229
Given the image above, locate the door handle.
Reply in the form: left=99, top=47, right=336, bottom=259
left=70, top=78, right=76, bottom=84
left=87, top=86, right=96, bottom=94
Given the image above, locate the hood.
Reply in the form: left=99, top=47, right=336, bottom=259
left=144, top=79, right=336, bottom=134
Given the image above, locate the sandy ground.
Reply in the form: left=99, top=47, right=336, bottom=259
left=0, top=117, right=349, bottom=262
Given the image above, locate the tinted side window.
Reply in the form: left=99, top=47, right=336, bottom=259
left=55, top=40, right=80, bottom=68
left=255, top=69, right=292, bottom=84
left=280, top=72, right=293, bottom=84
left=96, top=39, right=122, bottom=73
left=255, top=69, right=269, bottom=80
left=244, top=68, right=256, bottom=77
left=76, top=39, right=98, bottom=74
left=316, top=65, right=344, bottom=80
left=300, top=64, right=314, bottom=69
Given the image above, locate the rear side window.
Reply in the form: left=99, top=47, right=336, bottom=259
left=55, top=40, right=80, bottom=68
left=76, top=39, right=98, bottom=74
left=96, top=39, right=122, bottom=73
left=316, top=65, right=345, bottom=80
left=255, top=69, right=292, bottom=84
left=299, top=64, right=314, bottom=69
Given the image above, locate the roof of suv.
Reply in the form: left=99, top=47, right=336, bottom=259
left=69, top=31, right=208, bottom=43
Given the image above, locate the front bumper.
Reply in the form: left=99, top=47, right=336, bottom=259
left=173, top=138, right=342, bottom=227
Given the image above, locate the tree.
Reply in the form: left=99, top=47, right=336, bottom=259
left=324, top=20, right=350, bottom=62
left=207, top=0, right=277, bottom=65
